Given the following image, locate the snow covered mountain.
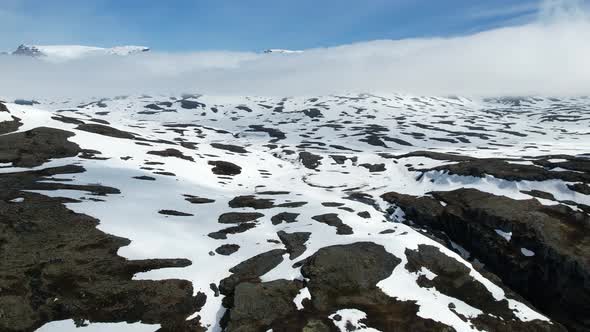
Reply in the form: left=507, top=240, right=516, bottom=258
left=11, top=44, right=150, bottom=59
left=1, top=94, right=589, bottom=332
left=263, top=48, right=304, bottom=54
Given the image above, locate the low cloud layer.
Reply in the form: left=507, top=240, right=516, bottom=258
left=1, top=1, right=589, bottom=99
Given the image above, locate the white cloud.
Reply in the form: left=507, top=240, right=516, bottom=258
left=0, top=0, right=589, bottom=99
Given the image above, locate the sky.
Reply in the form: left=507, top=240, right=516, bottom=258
left=0, top=0, right=589, bottom=98
left=0, top=0, right=548, bottom=52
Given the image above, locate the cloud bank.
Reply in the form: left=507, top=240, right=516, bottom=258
left=1, top=1, right=589, bottom=99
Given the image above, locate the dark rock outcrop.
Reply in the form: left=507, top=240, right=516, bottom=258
left=0, top=184, right=204, bottom=332
left=225, top=280, right=301, bottom=332
left=76, top=123, right=137, bottom=139
left=0, top=127, right=81, bottom=167
left=209, top=160, right=242, bottom=176
left=215, top=244, right=240, bottom=256
left=219, top=249, right=287, bottom=299
left=271, top=212, right=300, bottom=225
left=148, top=148, right=194, bottom=162
left=277, top=231, right=311, bottom=260
left=228, top=195, right=275, bottom=209
left=382, top=188, right=589, bottom=331
left=299, top=151, right=323, bottom=170
left=211, top=143, right=248, bottom=154
left=218, top=212, right=264, bottom=224
left=312, top=213, right=353, bottom=235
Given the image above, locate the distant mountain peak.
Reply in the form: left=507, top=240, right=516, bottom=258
left=11, top=44, right=150, bottom=59
left=13, top=44, right=45, bottom=57
left=263, top=49, right=303, bottom=54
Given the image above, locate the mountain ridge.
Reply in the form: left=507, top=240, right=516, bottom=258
left=10, top=44, right=150, bottom=59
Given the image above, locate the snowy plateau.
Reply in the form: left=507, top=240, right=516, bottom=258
left=1, top=93, right=589, bottom=332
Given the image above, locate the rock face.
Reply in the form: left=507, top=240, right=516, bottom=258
left=405, top=245, right=564, bottom=331
left=382, top=188, right=590, bottom=331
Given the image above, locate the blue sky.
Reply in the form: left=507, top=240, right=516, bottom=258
left=0, top=0, right=544, bottom=52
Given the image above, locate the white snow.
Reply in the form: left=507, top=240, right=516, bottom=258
left=293, top=287, right=311, bottom=310
left=521, top=248, right=536, bottom=257
left=36, top=320, right=159, bottom=332
left=330, top=309, right=380, bottom=332
left=495, top=229, right=513, bottom=241
left=2, top=92, right=577, bottom=331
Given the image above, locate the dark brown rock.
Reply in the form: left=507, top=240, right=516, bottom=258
left=209, top=160, right=242, bottom=176
left=312, top=213, right=353, bottom=235
left=0, top=127, right=81, bottom=167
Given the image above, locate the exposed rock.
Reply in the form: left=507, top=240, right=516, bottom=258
left=422, top=158, right=590, bottom=183
left=299, top=242, right=453, bottom=331
left=382, top=188, right=590, bottom=331
left=248, top=125, right=286, bottom=140
left=0, top=110, right=23, bottom=135
left=0, top=127, right=81, bottom=167
left=359, top=163, right=386, bottom=172
left=312, top=213, right=353, bottom=235
left=51, top=115, right=85, bottom=125
left=277, top=201, right=308, bottom=208
left=321, top=202, right=344, bottom=207
left=277, top=231, right=311, bottom=259
left=225, top=280, right=301, bottom=332
left=0, top=166, right=204, bottom=332
left=148, top=148, right=194, bottom=162
left=228, top=195, right=275, bottom=209
left=303, top=108, right=323, bottom=118
left=209, top=160, right=242, bottom=176
left=178, top=100, right=205, bottom=109
left=215, top=244, right=240, bottom=256
left=76, top=123, right=137, bottom=139
left=271, top=212, right=300, bottom=225
left=208, top=223, right=257, bottom=240
left=299, top=152, right=323, bottom=170
left=357, top=211, right=371, bottom=219
left=568, top=183, right=590, bottom=195
left=330, top=155, right=358, bottom=165
left=183, top=195, right=215, bottom=204
left=159, top=209, right=194, bottom=217
left=219, top=249, right=287, bottom=297
left=218, top=212, right=264, bottom=224
left=521, top=190, right=556, bottom=200
left=133, top=175, right=156, bottom=181
left=211, top=143, right=248, bottom=153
